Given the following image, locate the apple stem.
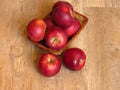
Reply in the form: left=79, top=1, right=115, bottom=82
left=51, top=38, right=59, bottom=44
left=48, top=58, right=54, bottom=63
left=79, top=59, right=83, bottom=64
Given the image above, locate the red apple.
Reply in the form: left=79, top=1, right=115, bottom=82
left=63, top=48, right=86, bottom=71
left=44, top=15, right=55, bottom=30
left=38, top=53, right=61, bottom=77
left=53, top=1, right=73, bottom=11
left=52, top=5, right=74, bottom=28
left=27, top=19, right=46, bottom=41
left=65, top=18, right=81, bottom=37
left=45, top=26, right=68, bottom=50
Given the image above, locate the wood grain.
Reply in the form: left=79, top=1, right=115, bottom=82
left=83, top=0, right=120, bottom=7
left=0, top=0, right=120, bottom=90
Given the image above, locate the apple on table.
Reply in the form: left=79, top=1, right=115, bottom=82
left=38, top=53, right=61, bottom=77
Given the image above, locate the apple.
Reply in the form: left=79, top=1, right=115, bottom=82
left=65, top=18, right=80, bottom=37
left=45, top=26, right=68, bottom=50
left=52, top=1, right=73, bottom=11
left=38, top=53, right=61, bottom=77
left=63, top=48, right=86, bottom=71
left=27, top=19, right=46, bottom=41
left=44, top=15, right=55, bottom=30
left=52, top=4, right=74, bottom=28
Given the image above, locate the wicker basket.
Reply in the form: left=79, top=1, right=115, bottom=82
left=30, top=11, right=88, bottom=55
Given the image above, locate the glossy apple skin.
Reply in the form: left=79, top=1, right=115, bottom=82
left=52, top=5, right=74, bottom=28
left=38, top=53, right=61, bottom=77
left=53, top=1, right=73, bottom=11
left=65, top=18, right=81, bottom=37
left=27, top=19, right=46, bottom=42
left=44, top=15, right=55, bottom=30
left=45, top=26, right=68, bottom=50
left=63, top=48, right=86, bottom=71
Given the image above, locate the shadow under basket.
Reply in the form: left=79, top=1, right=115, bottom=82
left=30, top=11, right=88, bottom=55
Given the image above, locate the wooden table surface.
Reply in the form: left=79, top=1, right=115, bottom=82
left=0, top=0, right=120, bottom=90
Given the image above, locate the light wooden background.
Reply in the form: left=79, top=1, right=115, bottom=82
left=0, top=0, right=120, bottom=90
